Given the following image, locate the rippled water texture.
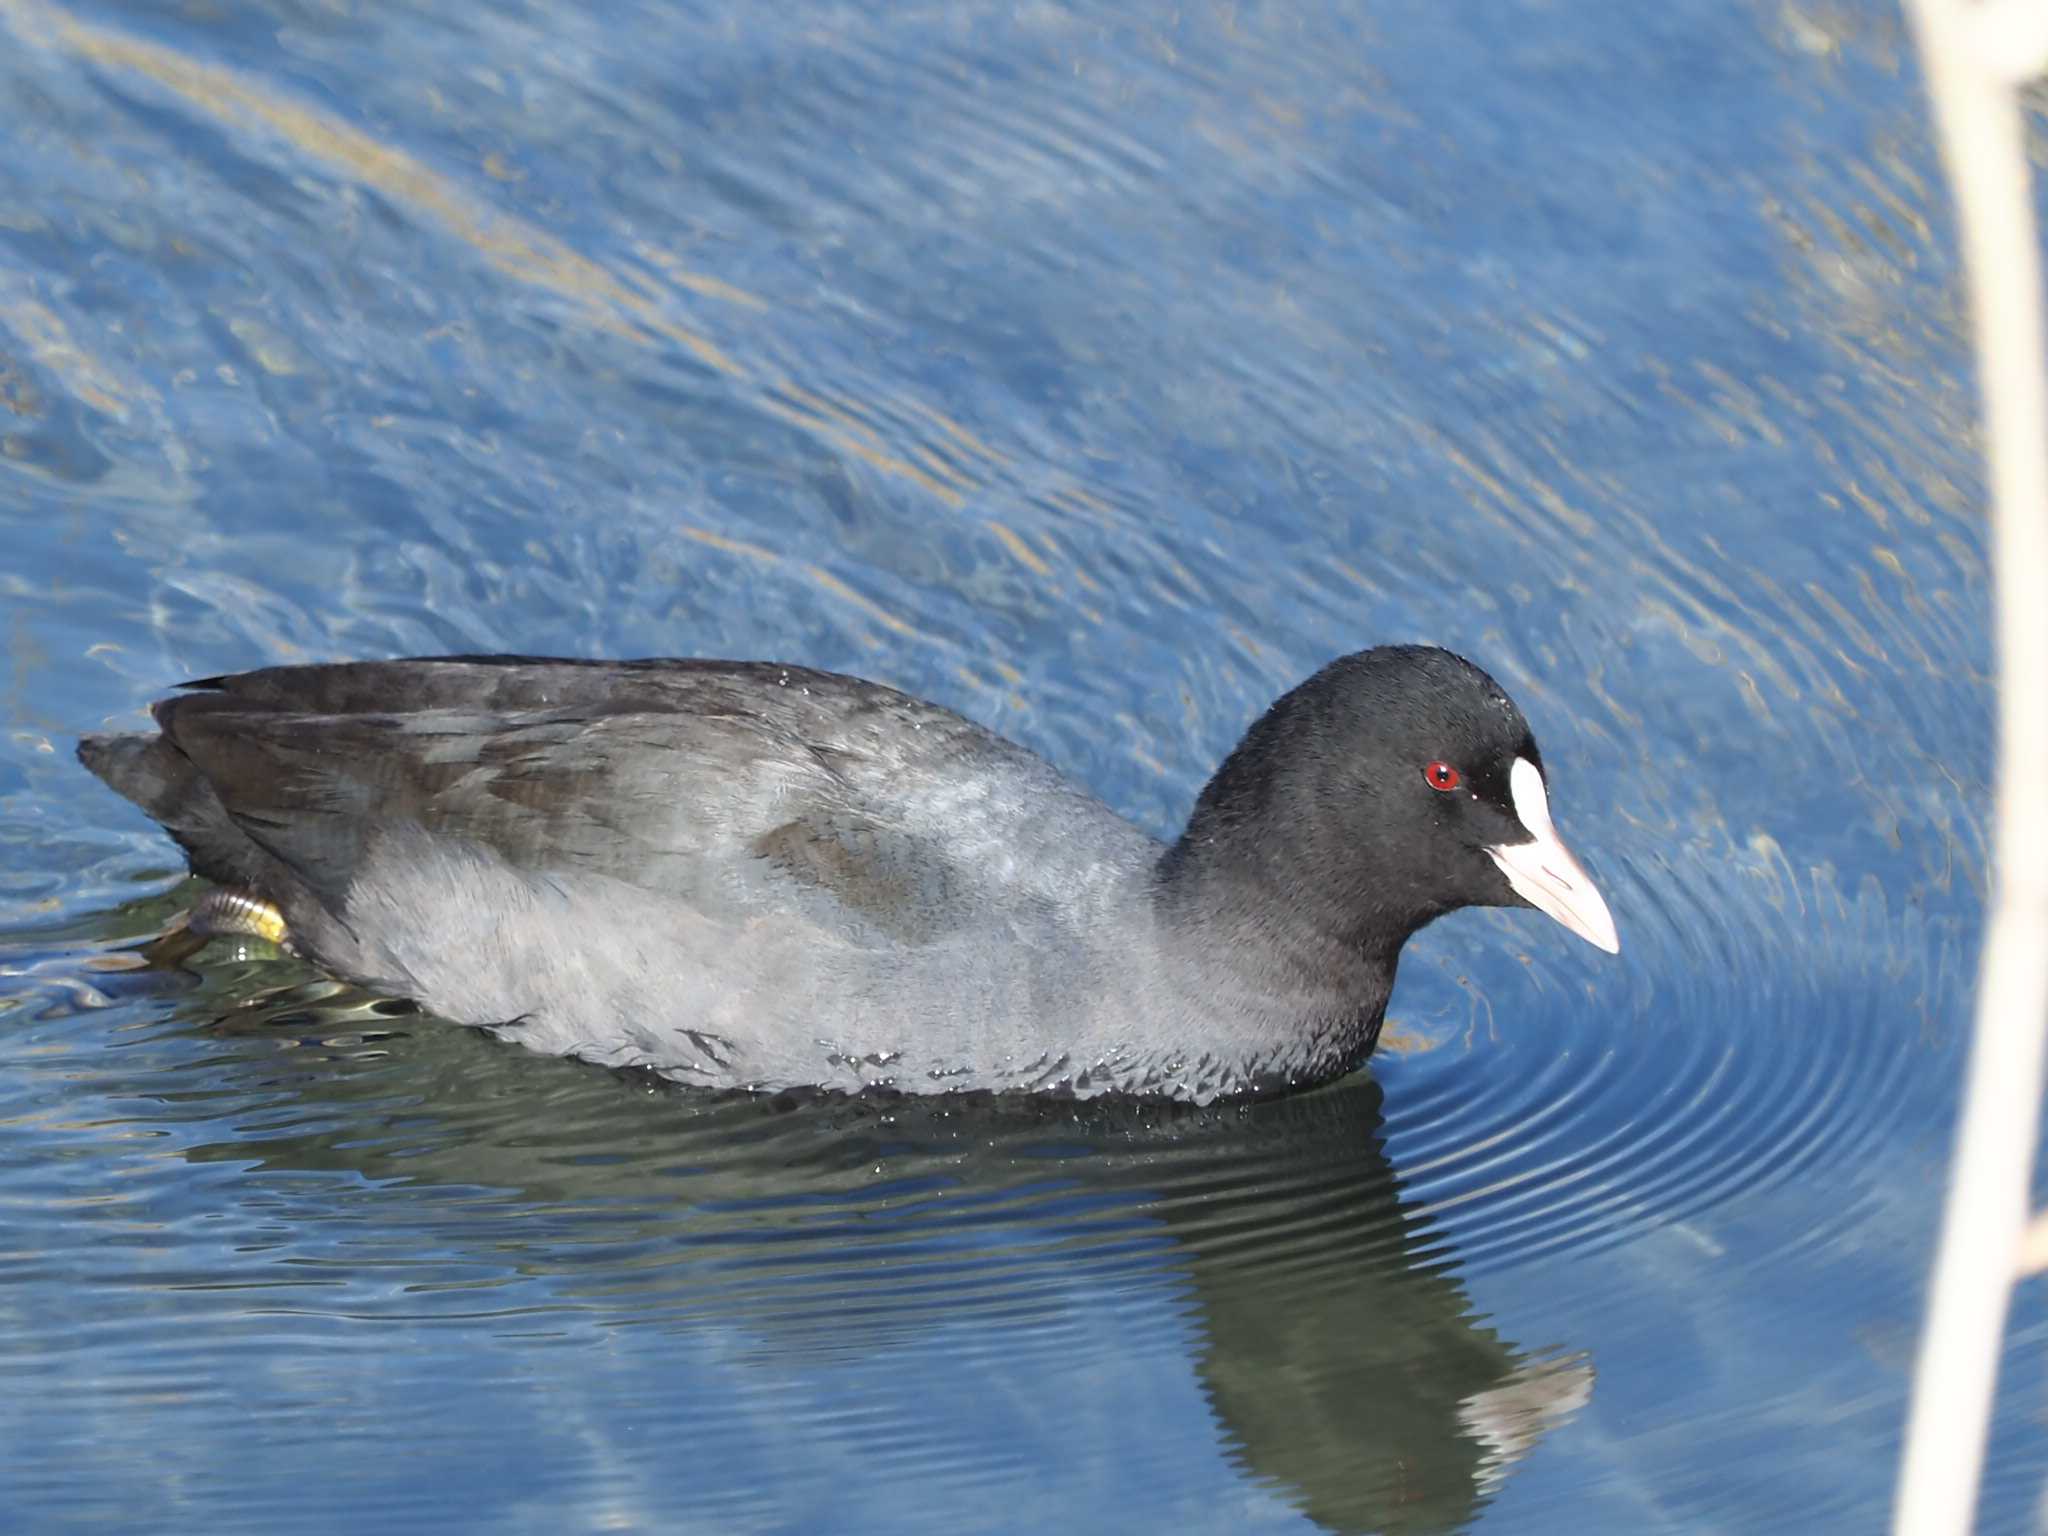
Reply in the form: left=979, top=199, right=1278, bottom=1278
left=1, top=0, right=2043, bottom=1530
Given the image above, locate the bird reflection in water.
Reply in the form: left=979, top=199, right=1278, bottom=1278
left=81, top=946, right=1593, bottom=1535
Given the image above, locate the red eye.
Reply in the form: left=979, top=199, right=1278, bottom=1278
left=1424, top=760, right=1461, bottom=792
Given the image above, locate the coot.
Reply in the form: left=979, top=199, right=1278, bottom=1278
left=80, top=645, right=1617, bottom=1101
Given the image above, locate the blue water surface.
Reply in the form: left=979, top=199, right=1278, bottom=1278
left=0, top=0, right=2042, bottom=1530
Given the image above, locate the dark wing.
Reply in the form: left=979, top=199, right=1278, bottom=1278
left=86, top=657, right=1081, bottom=944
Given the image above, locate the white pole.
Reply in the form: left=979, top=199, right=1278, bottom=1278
left=1893, top=2, right=2048, bottom=1533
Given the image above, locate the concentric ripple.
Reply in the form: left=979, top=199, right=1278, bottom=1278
left=1373, top=840, right=1962, bottom=1275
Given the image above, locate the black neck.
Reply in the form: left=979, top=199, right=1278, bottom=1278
left=1155, top=711, right=1446, bottom=976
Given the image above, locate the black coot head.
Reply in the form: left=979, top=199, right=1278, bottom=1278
left=1173, top=646, right=1618, bottom=959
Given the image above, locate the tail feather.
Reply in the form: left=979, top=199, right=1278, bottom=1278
left=77, top=732, right=273, bottom=889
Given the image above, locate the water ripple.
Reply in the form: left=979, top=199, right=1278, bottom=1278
left=1378, top=846, right=1952, bottom=1275
left=0, top=922, right=1605, bottom=1532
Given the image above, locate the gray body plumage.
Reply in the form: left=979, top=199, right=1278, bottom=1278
left=81, top=658, right=1393, bottom=1101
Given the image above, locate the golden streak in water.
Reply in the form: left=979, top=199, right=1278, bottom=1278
left=678, top=523, right=780, bottom=563
left=0, top=297, right=143, bottom=420
left=1046, top=484, right=1119, bottom=522
left=985, top=520, right=1052, bottom=577
left=677, top=524, right=957, bottom=652
left=901, top=395, right=1010, bottom=469
left=802, top=565, right=920, bottom=638
left=0, top=0, right=973, bottom=503
left=774, top=381, right=966, bottom=501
